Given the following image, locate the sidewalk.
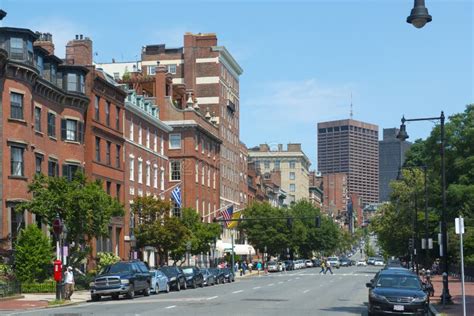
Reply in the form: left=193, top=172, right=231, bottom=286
left=430, top=274, right=473, bottom=315
left=0, top=290, right=89, bottom=311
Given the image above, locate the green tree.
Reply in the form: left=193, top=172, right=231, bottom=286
left=96, top=252, right=121, bottom=272
left=18, top=173, right=124, bottom=267
left=180, top=208, right=221, bottom=255
left=14, top=225, right=52, bottom=282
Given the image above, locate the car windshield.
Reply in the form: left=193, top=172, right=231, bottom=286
left=182, top=268, right=193, bottom=274
left=328, top=257, right=338, bottom=261
left=104, top=262, right=131, bottom=274
left=160, top=267, right=176, bottom=275
left=376, top=275, right=421, bottom=289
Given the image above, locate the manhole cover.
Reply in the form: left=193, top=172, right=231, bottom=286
left=242, top=298, right=288, bottom=302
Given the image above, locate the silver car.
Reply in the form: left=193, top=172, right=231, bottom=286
left=150, top=269, right=170, bottom=294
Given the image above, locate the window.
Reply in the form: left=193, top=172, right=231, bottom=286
left=48, top=159, right=59, bottom=177
left=9, top=203, right=24, bottom=240
left=10, top=146, right=24, bottom=177
left=160, top=135, right=164, bottom=155
left=47, top=112, right=56, bottom=137
left=138, top=160, right=143, bottom=183
left=138, top=125, right=142, bottom=144
left=36, top=54, right=44, bottom=76
left=146, top=129, right=150, bottom=148
left=34, top=107, right=41, bottom=132
left=116, top=106, right=120, bottom=130
left=116, top=145, right=121, bottom=168
left=172, top=202, right=180, bottom=217
left=10, top=92, right=23, bottom=120
left=62, top=119, right=83, bottom=142
left=153, top=166, right=158, bottom=188
left=79, top=75, right=85, bottom=93
left=195, top=134, right=199, bottom=151
left=35, top=154, right=43, bottom=174
left=289, top=160, right=296, bottom=169
left=289, top=172, right=296, bottom=180
left=27, top=40, right=33, bottom=63
left=160, top=168, right=165, bottom=190
left=169, top=134, right=181, bottom=149
left=146, top=162, right=151, bottom=186
left=274, top=160, right=280, bottom=170
left=95, top=96, right=100, bottom=120
left=94, top=137, right=101, bottom=161
left=154, top=134, right=158, bottom=152
left=129, top=157, right=135, bottom=181
left=170, top=160, right=181, bottom=181
left=147, top=65, right=156, bottom=76
left=195, top=162, right=199, bottom=183
left=10, top=37, right=24, bottom=60
left=196, top=198, right=199, bottom=212
left=290, top=184, right=296, bottom=192
left=113, top=72, right=120, bottom=80
left=116, top=184, right=121, bottom=201
left=105, top=101, right=110, bottom=126
left=67, top=73, right=77, bottom=92
left=63, top=164, right=80, bottom=181
left=207, top=168, right=210, bottom=187
left=201, top=165, right=205, bottom=185
left=106, top=181, right=111, bottom=195
left=264, top=160, right=270, bottom=168
left=50, top=64, right=57, bottom=83
left=106, top=141, right=111, bottom=165
left=213, top=171, right=216, bottom=189
left=129, top=120, right=134, bottom=141
left=167, top=64, right=177, bottom=74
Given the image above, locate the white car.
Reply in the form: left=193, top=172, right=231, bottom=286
left=267, top=261, right=282, bottom=272
left=374, top=259, right=385, bottom=266
left=327, top=257, right=340, bottom=269
left=305, top=260, right=313, bottom=268
left=356, top=260, right=367, bottom=266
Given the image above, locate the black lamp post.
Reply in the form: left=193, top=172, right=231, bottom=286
left=407, top=0, right=432, bottom=29
left=397, top=112, right=451, bottom=304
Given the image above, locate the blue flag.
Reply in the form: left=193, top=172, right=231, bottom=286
left=171, top=186, right=181, bottom=208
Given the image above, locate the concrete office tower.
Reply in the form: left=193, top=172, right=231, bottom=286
left=248, top=143, right=310, bottom=204
left=379, top=128, right=412, bottom=202
left=317, top=119, right=379, bottom=205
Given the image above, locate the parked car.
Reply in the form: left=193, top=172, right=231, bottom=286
left=208, top=268, right=225, bottom=284
left=201, top=268, right=216, bottom=286
left=149, top=269, right=170, bottom=294
left=327, top=257, right=340, bottom=269
left=267, top=261, right=282, bottom=272
left=182, top=266, right=204, bottom=289
left=90, top=260, right=151, bottom=301
left=283, top=260, right=295, bottom=271
left=159, top=266, right=187, bottom=291
left=221, top=267, right=235, bottom=282
left=305, top=260, right=314, bottom=268
left=367, top=257, right=376, bottom=265
left=356, top=259, right=367, bottom=266
left=312, top=258, right=321, bottom=268
left=339, top=258, right=351, bottom=267
left=366, top=269, right=428, bottom=315
left=374, top=258, right=385, bottom=266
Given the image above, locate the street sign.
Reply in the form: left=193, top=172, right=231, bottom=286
left=455, top=217, right=465, bottom=235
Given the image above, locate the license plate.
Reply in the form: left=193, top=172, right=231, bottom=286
left=393, top=305, right=404, bottom=311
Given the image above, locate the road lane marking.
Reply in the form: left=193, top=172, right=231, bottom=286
left=303, top=289, right=310, bottom=293
left=278, top=281, right=284, bottom=284
left=232, top=290, right=244, bottom=294
left=268, top=283, right=275, bottom=286
left=253, top=286, right=261, bottom=290
left=165, top=305, right=176, bottom=309
left=295, top=277, right=300, bottom=279
left=207, top=296, right=218, bottom=300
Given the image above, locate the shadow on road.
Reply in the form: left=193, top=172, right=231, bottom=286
left=318, top=303, right=368, bottom=315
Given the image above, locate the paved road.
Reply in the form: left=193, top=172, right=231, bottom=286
left=4, top=264, right=380, bottom=316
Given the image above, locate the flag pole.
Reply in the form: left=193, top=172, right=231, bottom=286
left=159, top=181, right=181, bottom=197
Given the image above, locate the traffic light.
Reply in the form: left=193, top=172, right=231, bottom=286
left=315, top=216, right=321, bottom=228
left=287, top=217, right=293, bottom=229
left=408, top=238, right=414, bottom=250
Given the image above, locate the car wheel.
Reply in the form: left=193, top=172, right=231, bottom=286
left=183, top=280, right=188, bottom=290
left=111, top=293, right=119, bottom=300
left=192, top=280, right=196, bottom=289
left=126, top=285, right=135, bottom=299
left=91, top=294, right=101, bottom=301
left=166, top=283, right=170, bottom=293
left=200, top=280, right=204, bottom=288
left=144, top=286, right=150, bottom=297
left=176, top=281, right=181, bottom=291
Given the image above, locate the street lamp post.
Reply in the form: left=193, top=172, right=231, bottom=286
left=407, top=0, right=432, bottom=29
left=397, top=111, right=451, bottom=304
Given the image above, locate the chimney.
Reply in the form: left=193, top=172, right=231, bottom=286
left=259, top=144, right=270, bottom=152
left=65, top=35, right=93, bottom=65
left=154, top=62, right=168, bottom=107
left=34, top=32, right=55, bottom=55
left=287, top=143, right=302, bottom=152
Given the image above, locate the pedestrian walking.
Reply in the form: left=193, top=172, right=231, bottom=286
left=325, top=260, right=333, bottom=275
left=64, top=266, right=75, bottom=300
left=248, top=262, right=253, bottom=273
left=256, top=261, right=262, bottom=275
left=319, top=259, right=326, bottom=274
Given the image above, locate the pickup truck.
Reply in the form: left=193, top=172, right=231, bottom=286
left=90, top=261, right=151, bottom=301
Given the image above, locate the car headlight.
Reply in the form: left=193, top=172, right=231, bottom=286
left=120, top=279, right=130, bottom=285
left=89, top=282, right=95, bottom=288
left=369, top=292, right=387, bottom=301
left=186, top=276, right=193, bottom=280
left=412, top=295, right=427, bottom=303
left=170, top=277, right=176, bottom=281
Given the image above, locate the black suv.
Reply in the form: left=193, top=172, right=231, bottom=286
left=182, top=266, right=204, bottom=288
left=90, top=261, right=151, bottom=301
left=366, top=269, right=429, bottom=315
left=159, top=266, right=187, bottom=291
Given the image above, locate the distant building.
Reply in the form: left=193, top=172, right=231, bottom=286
left=308, top=171, right=323, bottom=209
left=379, top=128, right=411, bottom=202
left=322, top=173, right=348, bottom=223
left=248, top=143, right=310, bottom=204
left=318, top=119, right=379, bottom=205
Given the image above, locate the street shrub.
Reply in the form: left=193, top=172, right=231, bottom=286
left=75, top=273, right=95, bottom=290
left=21, top=280, right=56, bottom=293
left=96, top=252, right=120, bottom=272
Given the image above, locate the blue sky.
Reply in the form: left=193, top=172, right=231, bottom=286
left=1, top=0, right=472, bottom=168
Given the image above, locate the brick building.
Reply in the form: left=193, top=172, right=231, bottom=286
left=322, top=173, right=348, bottom=222
left=308, top=171, right=323, bottom=209
left=0, top=28, right=88, bottom=251
left=98, top=32, right=245, bottom=211
left=65, top=35, right=127, bottom=259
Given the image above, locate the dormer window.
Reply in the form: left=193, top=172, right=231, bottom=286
left=50, top=65, right=57, bottom=83
left=67, top=73, right=77, bottom=92
left=36, top=54, right=44, bottom=76
left=27, top=40, right=33, bottom=63
left=10, top=37, right=24, bottom=60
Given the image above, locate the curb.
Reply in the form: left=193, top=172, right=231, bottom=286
left=0, top=295, right=24, bottom=301
left=429, top=303, right=441, bottom=316
left=44, top=300, right=85, bottom=309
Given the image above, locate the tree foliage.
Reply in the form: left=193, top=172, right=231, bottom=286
left=18, top=173, right=124, bottom=267
left=96, top=252, right=121, bottom=272
left=14, top=225, right=52, bottom=283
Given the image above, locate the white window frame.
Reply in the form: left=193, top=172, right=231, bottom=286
left=290, top=184, right=296, bottom=192
left=195, top=162, right=199, bottom=183
left=213, top=171, right=216, bottom=189
left=146, top=128, right=150, bottom=148
left=146, top=161, right=151, bottom=186
left=154, top=133, right=157, bottom=152
left=129, top=157, right=135, bottom=181
left=207, top=167, right=210, bottom=187
left=160, top=135, right=164, bottom=155
left=201, top=165, right=205, bottom=185
left=138, top=125, right=142, bottom=145
left=138, top=159, right=143, bottom=184
left=160, top=167, right=165, bottom=190
left=129, top=120, right=134, bottom=141
left=153, top=165, right=158, bottom=188
left=290, top=172, right=296, bottom=180
left=147, top=65, right=156, bottom=75
left=169, top=133, right=181, bottom=149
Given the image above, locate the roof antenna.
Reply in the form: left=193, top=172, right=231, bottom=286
left=350, top=92, right=353, bottom=119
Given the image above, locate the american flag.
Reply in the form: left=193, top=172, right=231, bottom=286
left=220, top=205, right=233, bottom=227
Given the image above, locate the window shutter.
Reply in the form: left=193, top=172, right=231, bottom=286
left=61, top=119, right=67, bottom=140
left=78, top=121, right=84, bottom=143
